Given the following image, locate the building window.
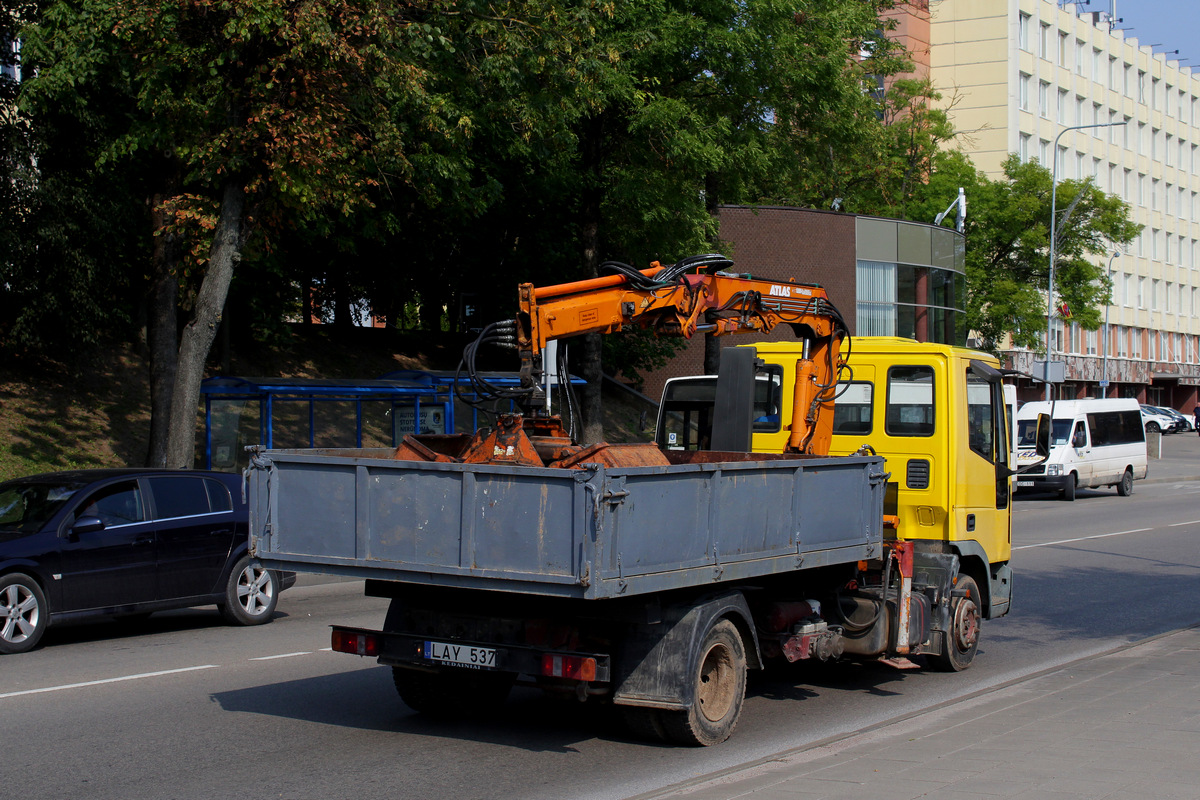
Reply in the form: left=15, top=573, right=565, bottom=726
left=1019, top=133, right=1031, bottom=163
left=1152, top=278, right=1160, bottom=311
left=1093, top=49, right=1102, bottom=83
left=1123, top=273, right=1133, bottom=307
left=1041, top=24, right=1052, bottom=59
left=1059, top=32, right=1069, bottom=67
left=1138, top=70, right=1146, bottom=104
left=1039, top=139, right=1050, bottom=166
left=1039, top=81, right=1050, bottom=118
left=856, top=260, right=964, bottom=345
left=1117, top=326, right=1128, bottom=358
left=1019, top=13, right=1031, bottom=51
left=1075, top=39, right=1084, bottom=75
left=1138, top=276, right=1146, bottom=308
left=1019, top=73, right=1031, bottom=111
left=1057, top=89, right=1068, bottom=123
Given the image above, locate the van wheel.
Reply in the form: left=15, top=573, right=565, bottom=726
left=1062, top=474, right=1076, bottom=501
left=1117, top=468, right=1134, bottom=497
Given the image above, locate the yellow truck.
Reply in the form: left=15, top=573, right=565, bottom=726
left=657, top=337, right=1017, bottom=670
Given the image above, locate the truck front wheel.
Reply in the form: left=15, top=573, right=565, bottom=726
left=930, top=576, right=981, bottom=672
left=392, top=666, right=514, bottom=717
left=661, top=618, right=747, bottom=746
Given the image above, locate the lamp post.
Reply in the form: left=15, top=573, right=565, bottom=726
left=1101, top=250, right=1121, bottom=398
left=1045, top=120, right=1129, bottom=401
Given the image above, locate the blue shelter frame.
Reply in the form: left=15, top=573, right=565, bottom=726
left=200, top=370, right=582, bottom=470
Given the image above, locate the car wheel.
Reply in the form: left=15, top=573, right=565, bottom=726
left=1117, top=468, right=1134, bottom=497
left=219, top=555, right=278, bottom=626
left=1, top=573, right=48, bottom=655
left=1146, top=422, right=1160, bottom=434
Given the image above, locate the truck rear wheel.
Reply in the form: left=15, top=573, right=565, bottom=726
left=930, top=576, right=981, bottom=672
left=392, top=666, right=514, bottom=717
left=661, top=618, right=746, bottom=746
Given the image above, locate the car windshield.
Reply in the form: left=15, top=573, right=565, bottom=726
left=1016, top=418, right=1073, bottom=447
left=0, top=480, right=88, bottom=538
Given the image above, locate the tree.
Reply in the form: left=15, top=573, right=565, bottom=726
left=911, top=152, right=1141, bottom=353
left=19, top=0, right=455, bottom=467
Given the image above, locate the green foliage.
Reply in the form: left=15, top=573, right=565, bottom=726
left=915, top=152, right=1140, bottom=354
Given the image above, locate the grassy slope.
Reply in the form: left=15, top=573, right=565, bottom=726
left=0, top=326, right=654, bottom=481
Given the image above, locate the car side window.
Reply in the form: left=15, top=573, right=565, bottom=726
left=79, top=481, right=145, bottom=527
left=149, top=476, right=213, bottom=520
left=205, top=479, right=233, bottom=512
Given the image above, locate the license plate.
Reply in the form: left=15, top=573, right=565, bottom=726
left=424, top=640, right=497, bottom=669
left=1016, top=480, right=1034, bottom=487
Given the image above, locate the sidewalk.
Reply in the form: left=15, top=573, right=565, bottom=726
left=639, top=432, right=1200, bottom=800
left=645, top=627, right=1200, bottom=800
left=1144, top=428, right=1200, bottom=484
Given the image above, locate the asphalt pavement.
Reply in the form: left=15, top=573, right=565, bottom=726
left=638, top=432, right=1200, bottom=800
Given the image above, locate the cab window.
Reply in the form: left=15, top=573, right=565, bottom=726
left=966, top=375, right=995, bottom=460
left=885, top=366, right=935, bottom=437
left=833, top=381, right=874, bottom=434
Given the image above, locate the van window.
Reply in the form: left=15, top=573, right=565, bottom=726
left=1087, top=410, right=1144, bottom=445
left=885, top=366, right=935, bottom=437
left=833, top=381, right=873, bottom=434
left=1018, top=418, right=1074, bottom=446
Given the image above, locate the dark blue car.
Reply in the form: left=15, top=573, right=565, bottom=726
left=0, top=469, right=295, bottom=654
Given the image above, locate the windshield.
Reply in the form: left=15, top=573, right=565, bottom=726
left=1017, top=418, right=1074, bottom=447
left=0, top=480, right=87, bottom=538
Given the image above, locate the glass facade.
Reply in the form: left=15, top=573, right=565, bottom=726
left=855, top=218, right=966, bottom=345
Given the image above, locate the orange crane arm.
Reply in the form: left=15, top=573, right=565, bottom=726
left=514, top=256, right=848, bottom=454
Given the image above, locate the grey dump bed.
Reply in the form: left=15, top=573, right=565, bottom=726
left=247, top=448, right=887, bottom=600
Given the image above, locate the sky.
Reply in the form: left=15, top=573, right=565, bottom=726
left=1105, top=0, right=1200, bottom=72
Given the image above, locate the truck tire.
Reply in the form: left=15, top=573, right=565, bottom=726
left=1117, top=468, right=1134, bottom=496
left=621, top=706, right=669, bottom=742
left=392, top=666, right=514, bottom=718
left=661, top=618, right=747, bottom=746
left=930, top=575, right=981, bottom=672
left=218, top=555, right=279, bottom=626
left=1, top=573, right=48, bottom=655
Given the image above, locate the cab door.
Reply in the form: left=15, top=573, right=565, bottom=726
left=1068, top=420, right=1093, bottom=486
left=960, top=365, right=1012, bottom=564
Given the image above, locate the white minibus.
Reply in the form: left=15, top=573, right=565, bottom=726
left=1014, top=398, right=1147, bottom=500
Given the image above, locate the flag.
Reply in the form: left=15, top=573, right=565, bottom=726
left=1058, top=301, right=1071, bottom=319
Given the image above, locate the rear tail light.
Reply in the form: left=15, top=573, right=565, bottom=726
left=332, top=630, right=379, bottom=656
left=541, top=653, right=597, bottom=681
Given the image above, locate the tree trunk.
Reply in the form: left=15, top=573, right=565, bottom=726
left=164, top=181, right=246, bottom=469
left=576, top=115, right=605, bottom=445
left=145, top=193, right=182, bottom=468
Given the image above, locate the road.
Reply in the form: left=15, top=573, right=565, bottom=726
left=4, top=478, right=1199, bottom=800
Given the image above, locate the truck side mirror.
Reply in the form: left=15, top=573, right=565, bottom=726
left=1035, top=414, right=1051, bottom=458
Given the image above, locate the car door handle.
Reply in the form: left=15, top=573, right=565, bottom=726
left=134, top=536, right=155, bottom=546
left=208, top=528, right=232, bottom=536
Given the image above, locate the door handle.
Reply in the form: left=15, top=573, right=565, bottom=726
left=134, top=536, right=155, bottom=546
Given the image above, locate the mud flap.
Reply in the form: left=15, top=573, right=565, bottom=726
left=612, top=590, right=760, bottom=709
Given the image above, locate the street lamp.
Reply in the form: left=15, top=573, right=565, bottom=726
left=1101, top=250, right=1121, bottom=398
left=1045, top=120, right=1129, bottom=401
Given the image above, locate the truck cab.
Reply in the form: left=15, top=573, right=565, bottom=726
left=657, top=337, right=1014, bottom=620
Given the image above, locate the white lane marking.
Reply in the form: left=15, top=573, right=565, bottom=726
left=0, top=665, right=218, bottom=700
left=1014, top=528, right=1152, bottom=550
left=1169, top=520, right=1200, bottom=527
left=249, top=652, right=311, bottom=661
